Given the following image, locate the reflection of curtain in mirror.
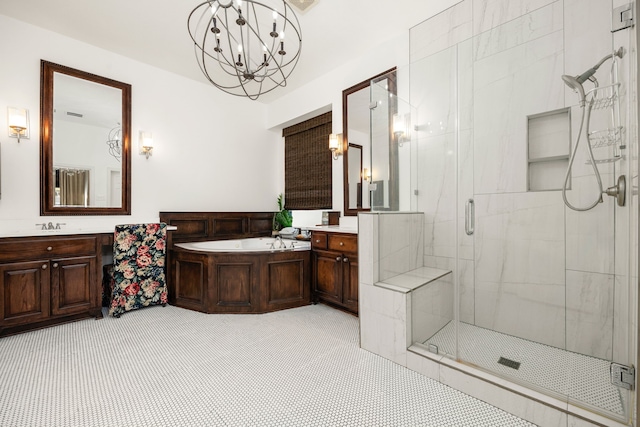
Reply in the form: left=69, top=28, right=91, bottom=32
left=55, top=168, right=90, bottom=206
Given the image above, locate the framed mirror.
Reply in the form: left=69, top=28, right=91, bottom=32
left=40, top=60, right=131, bottom=215
left=342, top=67, right=396, bottom=216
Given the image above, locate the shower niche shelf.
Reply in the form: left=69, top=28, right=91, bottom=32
left=526, top=108, right=571, bottom=192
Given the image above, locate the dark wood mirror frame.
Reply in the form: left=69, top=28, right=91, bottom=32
left=40, top=60, right=131, bottom=215
left=342, top=67, right=396, bottom=216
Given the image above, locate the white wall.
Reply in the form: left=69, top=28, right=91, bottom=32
left=0, top=14, right=280, bottom=233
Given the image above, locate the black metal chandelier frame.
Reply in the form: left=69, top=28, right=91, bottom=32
left=188, top=0, right=302, bottom=100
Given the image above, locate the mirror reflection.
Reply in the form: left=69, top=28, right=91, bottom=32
left=347, top=143, right=363, bottom=209
left=342, top=68, right=396, bottom=216
left=40, top=60, right=131, bottom=216
left=53, top=73, right=123, bottom=207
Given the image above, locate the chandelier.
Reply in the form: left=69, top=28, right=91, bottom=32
left=106, top=124, right=121, bottom=162
left=187, top=0, right=302, bottom=100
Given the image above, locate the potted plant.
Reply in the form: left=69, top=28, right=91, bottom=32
left=273, top=193, right=293, bottom=231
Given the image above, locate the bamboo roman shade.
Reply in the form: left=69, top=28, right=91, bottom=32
left=282, top=111, right=332, bottom=210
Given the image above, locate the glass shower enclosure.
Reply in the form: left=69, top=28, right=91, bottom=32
left=368, top=1, right=637, bottom=423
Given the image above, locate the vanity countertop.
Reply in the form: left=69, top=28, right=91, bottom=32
left=0, top=225, right=177, bottom=239
left=306, top=225, right=358, bottom=235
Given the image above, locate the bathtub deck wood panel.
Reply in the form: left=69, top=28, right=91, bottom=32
left=170, top=249, right=310, bottom=315
left=173, top=253, right=207, bottom=312
left=164, top=211, right=311, bottom=315
left=160, top=212, right=277, bottom=307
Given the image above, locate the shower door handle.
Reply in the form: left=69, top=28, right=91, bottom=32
left=465, top=198, right=474, bottom=236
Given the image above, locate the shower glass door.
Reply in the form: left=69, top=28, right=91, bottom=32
left=408, top=3, right=635, bottom=422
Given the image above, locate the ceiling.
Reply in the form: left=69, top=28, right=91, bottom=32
left=0, top=0, right=455, bottom=103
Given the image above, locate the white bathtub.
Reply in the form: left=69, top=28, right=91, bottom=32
left=175, top=237, right=310, bottom=252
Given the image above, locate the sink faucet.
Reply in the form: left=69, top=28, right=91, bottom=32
left=35, top=222, right=64, bottom=230
left=275, top=235, right=285, bottom=248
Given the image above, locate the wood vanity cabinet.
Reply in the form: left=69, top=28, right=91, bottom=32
left=311, top=231, right=358, bottom=314
left=0, top=235, right=103, bottom=336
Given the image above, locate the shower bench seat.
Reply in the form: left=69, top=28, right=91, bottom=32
left=374, top=266, right=452, bottom=294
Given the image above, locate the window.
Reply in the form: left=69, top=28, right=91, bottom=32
left=283, top=111, right=333, bottom=209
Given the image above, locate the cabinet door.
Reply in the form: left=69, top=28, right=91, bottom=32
left=342, top=255, right=358, bottom=313
left=0, top=260, right=50, bottom=326
left=313, top=250, right=342, bottom=303
left=51, top=256, right=96, bottom=316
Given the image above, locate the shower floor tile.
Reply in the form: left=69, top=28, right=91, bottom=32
left=424, top=321, right=626, bottom=416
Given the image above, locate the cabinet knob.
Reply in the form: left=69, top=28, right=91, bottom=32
left=336, top=256, right=342, bottom=262
left=41, top=264, right=47, bottom=270
left=343, top=257, right=349, bottom=262
left=52, top=263, right=58, bottom=268
left=315, top=239, right=320, bottom=243
left=47, top=246, right=53, bottom=251
left=339, top=242, right=344, bottom=246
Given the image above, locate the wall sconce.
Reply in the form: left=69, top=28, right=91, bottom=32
left=393, top=113, right=411, bottom=146
left=139, top=131, right=153, bottom=159
left=363, top=168, right=371, bottom=183
left=8, top=107, right=29, bottom=143
left=329, top=133, right=343, bottom=160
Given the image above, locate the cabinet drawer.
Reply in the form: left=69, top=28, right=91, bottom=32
left=311, top=233, right=327, bottom=250
left=0, top=236, right=97, bottom=262
left=328, top=234, right=357, bottom=254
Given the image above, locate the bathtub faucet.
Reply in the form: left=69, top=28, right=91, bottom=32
left=275, top=235, right=286, bottom=249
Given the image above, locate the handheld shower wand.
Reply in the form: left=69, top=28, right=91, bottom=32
left=561, top=47, right=624, bottom=211
left=561, top=47, right=624, bottom=104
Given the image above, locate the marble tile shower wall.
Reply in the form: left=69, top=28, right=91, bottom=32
left=379, top=213, right=424, bottom=282
left=410, top=0, right=634, bottom=360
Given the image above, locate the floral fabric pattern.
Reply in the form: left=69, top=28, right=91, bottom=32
left=108, top=223, right=168, bottom=317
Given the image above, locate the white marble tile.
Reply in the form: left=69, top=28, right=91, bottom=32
left=474, top=192, right=566, bottom=347
left=406, top=349, right=441, bottom=381
left=381, top=267, right=451, bottom=291
left=410, top=213, right=424, bottom=266
left=411, top=275, right=454, bottom=343
left=612, top=274, right=631, bottom=363
left=474, top=30, right=564, bottom=194
left=379, top=213, right=424, bottom=281
left=473, top=0, right=557, bottom=36
left=422, top=256, right=475, bottom=325
left=360, top=280, right=407, bottom=321
left=358, top=282, right=408, bottom=366
left=458, top=129, right=475, bottom=261
left=411, top=47, right=458, bottom=142
left=410, top=0, right=473, bottom=63
left=458, top=258, right=475, bottom=324
left=474, top=1, right=563, bottom=61
left=438, top=363, right=568, bottom=427
left=458, top=39, right=475, bottom=132
left=357, top=213, right=378, bottom=286
left=563, top=0, right=613, bottom=81
left=565, top=270, right=614, bottom=359
left=614, top=164, right=630, bottom=278
left=565, top=178, right=615, bottom=274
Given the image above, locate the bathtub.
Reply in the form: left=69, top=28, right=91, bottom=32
left=171, top=237, right=311, bottom=314
left=175, top=237, right=310, bottom=252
